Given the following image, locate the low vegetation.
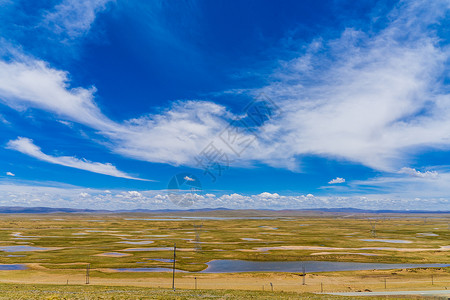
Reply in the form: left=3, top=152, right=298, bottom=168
left=0, top=211, right=447, bottom=297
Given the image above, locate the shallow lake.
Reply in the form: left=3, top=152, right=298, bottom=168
left=202, top=260, right=450, bottom=273
left=112, top=260, right=450, bottom=273
left=117, top=241, right=154, bottom=245
left=360, top=239, right=412, bottom=244
left=146, top=258, right=174, bottom=262
left=124, top=216, right=287, bottom=221
left=100, top=252, right=129, bottom=257
left=0, top=264, right=26, bottom=270
left=0, top=246, right=50, bottom=252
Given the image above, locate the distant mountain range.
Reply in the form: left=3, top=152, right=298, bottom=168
left=0, top=206, right=447, bottom=214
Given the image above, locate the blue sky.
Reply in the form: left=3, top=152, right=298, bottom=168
left=0, top=0, right=449, bottom=210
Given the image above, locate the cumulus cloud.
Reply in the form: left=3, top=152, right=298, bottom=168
left=127, top=191, right=142, bottom=197
left=328, top=177, right=346, bottom=184
left=398, top=167, right=438, bottom=178
left=6, top=172, right=15, bottom=176
left=258, top=192, right=280, bottom=198
left=6, top=137, right=149, bottom=181
left=42, top=0, right=115, bottom=38
left=184, top=176, right=195, bottom=182
left=0, top=183, right=447, bottom=211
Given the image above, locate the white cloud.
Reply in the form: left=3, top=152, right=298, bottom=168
left=42, top=0, right=115, bottom=38
left=398, top=167, right=438, bottom=178
left=0, top=0, right=449, bottom=176
left=0, top=55, right=237, bottom=166
left=0, top=58, right=113, bottom=129
left=343, top=167, right=450, bottom=202
left=6, top=137, right=149, bottom=181
left=0, top=183, right=447, bottom=211
left=328, top=177, right=345, bottom=184
left=249, top=0, right=450, bottom=171
left=184, top=176, right=195, bottom=182
left=0, top=114, right=10, bottom=125
left=127, top=191, right=142, bottom=198
left=6, top=172, right=15, bottom=176
left=258, top=192, right=280, bottom=198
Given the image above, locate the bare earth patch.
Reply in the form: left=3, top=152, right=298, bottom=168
left=310, top=252, right=381, bottom=256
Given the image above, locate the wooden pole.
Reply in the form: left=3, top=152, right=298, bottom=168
left=302, top=264, right=306, bottom=285
left=172, top=243, right=176, bottom=290
left=85, top=264, right=90, bottom=284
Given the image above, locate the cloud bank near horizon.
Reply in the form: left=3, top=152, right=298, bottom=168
left=0, top=183, right=448, bottom=211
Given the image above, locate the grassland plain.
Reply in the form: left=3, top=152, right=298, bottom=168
left=0, top=211, right=448, bottom=298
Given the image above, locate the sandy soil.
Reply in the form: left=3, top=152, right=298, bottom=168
left=0, top=268, right=448, bottom=294
left=94, top=252, right=132, bottom=257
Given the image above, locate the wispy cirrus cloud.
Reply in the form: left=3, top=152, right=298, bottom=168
left=42, top=0, right=115, bottom=39
left=250, top=0, right=450, bottom=171
left=6, top=137, right=150, bottom=181
left=0, top=0, right=449, bottom=177
left=0, top=58, right=113, bottom=129
left=0, top=53, right=238, bottom=166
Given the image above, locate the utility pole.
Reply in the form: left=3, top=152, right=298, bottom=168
left=369, top=219, right=377, bottom=237
left=302, top=264, right=306, bottom=285
left=431, top=274, right=434, bottom=285
left=85, top=264, right=90, bottom=284
left=321, top=282, right=323, bottom=293
left=172, top=243, right=176, bottom=291
left=194, top=224, right=203, bottom=251
left=384, top=278, right=386, bottom=289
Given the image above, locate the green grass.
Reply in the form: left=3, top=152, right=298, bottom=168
left=0, top=283, right=418, bottom=299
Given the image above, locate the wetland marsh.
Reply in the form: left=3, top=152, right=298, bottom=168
left=0, top=211, right=448, bottom=297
